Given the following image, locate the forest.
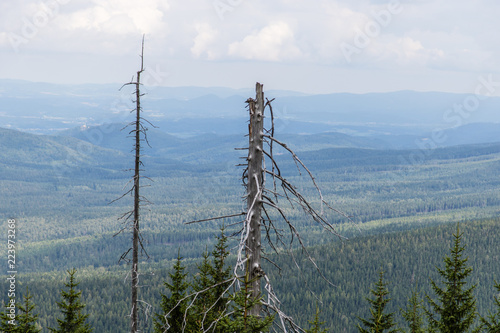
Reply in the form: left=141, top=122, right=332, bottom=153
left=1, top=219, right=500, bottom=331
left=2, top=87, right=500, bottom=331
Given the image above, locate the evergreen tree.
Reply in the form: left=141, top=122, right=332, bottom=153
left=0, top=298, right=17, bottom=333
left=357, top=270, right=399, bottom=333
left=480, top=281, right=500, bottom=332
left=49, top=268, right=93, bottom=333
left=306, top=306, right=328, bottom=333
left=219, top=268, right=274, bottom=333
left=192, top=227, right=232, bottom=332
left=401, top=286, right=425, bottom=333
left=16, top=288, right=41, bottom=333
left=210, top=226, right=232, bottom=316
left=154, top=251, right=193, bottom=332
left=425, top=224, right=479, bottom=333
left=192, top=248, right=216, bottom=331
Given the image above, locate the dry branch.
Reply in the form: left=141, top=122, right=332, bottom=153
left=111, top=35, right=155, bottom=333
left=181, top=82, right=349, bottom=332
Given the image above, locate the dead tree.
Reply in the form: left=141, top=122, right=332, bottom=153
left=111, top=36, right=154, bottom=333
left=245, top=83, right=265, bottom=316
left=184, top=82, right=349, bottom=332
left=239, top=83, right=349, bottom=328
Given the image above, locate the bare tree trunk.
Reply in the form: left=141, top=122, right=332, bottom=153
left=131, top=38, right=145, bottom=333
left=111, top=36, right=154, bottom=332
left=246, top=82, right=265, bottom=316
left=185, top=81, right=346, bottom=331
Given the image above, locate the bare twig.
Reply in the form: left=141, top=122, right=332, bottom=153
left=184, top=212, right=246, bottom=225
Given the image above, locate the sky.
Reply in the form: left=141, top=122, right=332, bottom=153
left=0, top=0, right=499, bottom=94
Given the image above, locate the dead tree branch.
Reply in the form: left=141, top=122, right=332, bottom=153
left=181, top=82, right=349, bottom=332
left=111, top=35, right=155, bottom=333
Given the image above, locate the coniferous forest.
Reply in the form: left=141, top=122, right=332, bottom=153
left=2, top=218, right=500, bottom=332
left=3, top=0, right=500, bottom=330
left=2, top=79, right=500, bottom=332
left=2, top=47, right=500, bottom=333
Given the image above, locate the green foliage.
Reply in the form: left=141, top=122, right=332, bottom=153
left=1, top=293, right=43, bottom=333
left=425, top=224, right=479, bottom=333
left=0, top=298, right=17, bottom=332
left=211, top=227, right=232, bottom=313
left=2, top=220, right=500, bottom=332
left=192, top=249, right=215, bottom=331
left=400, top=286, right=425, bottom=333
left=306, top=306, right=328, bottom=333
left=49, top=268, right=92, bottom=333
left=192, top=227, right=232, bottom=332
left=357, top=270, right=399, bottom=332
left=16, top=288, right=41, bottom=333
left=6, top=136, right=500, bottom=276
left=480, top=281, right=500, bottom=332
left=154, top=251, right=193, bottom=332
left=219, top=269, right=274, bottom=333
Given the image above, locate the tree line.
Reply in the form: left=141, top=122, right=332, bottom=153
left=2, top=222, right=500, bottom=332
left=357, top=223, right=500, bottom=332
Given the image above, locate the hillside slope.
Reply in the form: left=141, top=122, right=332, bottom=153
left=2, top=219, right=498, bottom=332
left=2, top=127, right=500, bottom=274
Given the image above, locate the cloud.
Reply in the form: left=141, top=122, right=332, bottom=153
left=59, top=0, right=170, bottom=34
left=360, top=36, right=444, bottom=66
left=191, top=24, right=218, bottom=59
left=228, top=21, right=302, bottom=61
left=1, top=0, right=500, bottom=94
left=295, top=2, right=372, bottom=62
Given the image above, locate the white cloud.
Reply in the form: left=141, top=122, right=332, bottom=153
left=191, top=24, right=218, bottom=59
left=58, top=0, right=169, bottom=35
left=228, top=21, right=302, bottom=61
left=1, top=0, right=500, bottom=93
left=363, top=36, right=444, bottom=66
left=300, top=2, right=373, bottom=62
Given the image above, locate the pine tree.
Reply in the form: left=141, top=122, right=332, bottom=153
left=192, top=227, right=232, bottom=332
left=16, top=288, right=41, bottom=333
left=192, top=249, right=216, bottom=331
left=425, top=223, right=479, bottom=333
left=49, top=268, right=93, bottom=333
left=357, top=270, right=399, bottom=333
left=209, top=226, right=232, bottom=331
left=401, top=286, right=425, bottom=333
left=480, top=281, right=500, bottom=332
left=306, top=305, right=328, bottom=333
left=154, top=251, right=192, bottom=332
left=219, top=267, right=274, bottom=333
left=0, top=298, right=17, bottom=333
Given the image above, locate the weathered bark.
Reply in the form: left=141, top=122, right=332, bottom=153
left=184, top=81, right=345, bottom=332
left=131, top=37, right=145, bottom=333
left=246, top=82, right=265, bottom=316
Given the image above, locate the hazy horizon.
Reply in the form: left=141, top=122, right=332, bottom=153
left=1, top=1, right=499, bottom=95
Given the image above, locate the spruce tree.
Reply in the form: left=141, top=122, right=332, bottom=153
left=192, top=227, right=232, bottom=332
left=219, top=267, right=274, bottom=333
left=401, top=286, right=425, bottom=333
left=357, top=270, right=399, bottom=333
left=154, top=251, right=193, bottom=332
left=209, top=227, right=232, bottom=332
left=16, top=288, right=41, bottom=333
left=480, top=281, right=500, bottom=332
left=306, top=306, right=328, bottom=333
left=0, top=298, right=17, bottom=333
left=425, top=223, right=479, bottom=333
left=49, top=268, right=92, bottom=333
left=192, top=249, right=215, bottom=331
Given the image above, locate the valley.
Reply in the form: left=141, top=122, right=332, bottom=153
left=1, top=83, right=500, bottom=331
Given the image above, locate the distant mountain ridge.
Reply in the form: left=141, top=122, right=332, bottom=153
left=2, top=80, right=500, bottom=140
left=2, top=124, right=500, bottom=176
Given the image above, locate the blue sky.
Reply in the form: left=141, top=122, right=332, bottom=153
left=1, top=0, right=499, bottom=94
